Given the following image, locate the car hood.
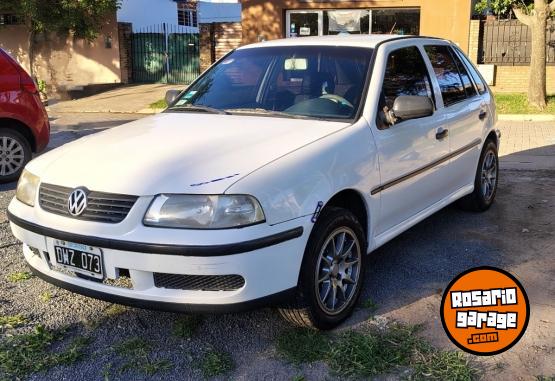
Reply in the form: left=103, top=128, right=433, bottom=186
left=29, top=113, right=350, bottom=195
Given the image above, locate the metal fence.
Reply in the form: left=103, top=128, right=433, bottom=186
left=131, top=23, right=200, bottom=84
left=479, top=19, right=555, bottom=65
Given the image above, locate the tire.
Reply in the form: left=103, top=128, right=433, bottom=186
left=0, top=128, right=32, bottom=184
left=457, top=139, right=499, bottom=212
left=278, top=207, right=366, bottom=330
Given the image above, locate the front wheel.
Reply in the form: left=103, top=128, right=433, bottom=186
left=0, top=129, right=32, bottom=184
left=278, top=207, right=366, bottom=330
left=457, top=139, right=499, bottom=212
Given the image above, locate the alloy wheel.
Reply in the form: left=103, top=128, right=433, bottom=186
left=0, top=136, right=25, bottom=176
left=315, top=227, right=362, bottom=315
left=481, top=150, right=497, bottom=202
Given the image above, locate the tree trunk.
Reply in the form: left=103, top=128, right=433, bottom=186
left=528, top=12, right=547, bottom=110
left=28, top=30, right=35, bottom=79
left=513, top=0, right=553, bottom=110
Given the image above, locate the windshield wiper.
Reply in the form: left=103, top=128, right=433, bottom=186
left=167, top=105, right=230, bottom=115
left=225, top=108, right=309, bottom=119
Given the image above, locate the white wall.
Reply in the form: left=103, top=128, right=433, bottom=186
left=117, top=0, right=240, bottom=31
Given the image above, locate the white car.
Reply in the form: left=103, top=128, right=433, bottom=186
left=8, top=35, right=499, bottom=329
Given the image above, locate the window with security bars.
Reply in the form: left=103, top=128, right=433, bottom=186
left=0, top=14, right=23, bottom=25
left=177, top=3, right=198, bottom=27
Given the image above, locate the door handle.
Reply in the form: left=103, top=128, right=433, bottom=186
left=479, top=110, right=488, bottom=120
left=436, top=128, right=449, bottom=140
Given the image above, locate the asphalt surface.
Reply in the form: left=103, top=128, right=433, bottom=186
left=0, top=114, right=553, bottom=380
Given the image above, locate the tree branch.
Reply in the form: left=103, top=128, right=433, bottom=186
left=548, top=0, right=555, bottom=13
left=512, top=6, right=534, bottom=26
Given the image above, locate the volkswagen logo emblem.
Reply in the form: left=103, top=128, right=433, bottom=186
left=67, top=188, right=88, bottom=217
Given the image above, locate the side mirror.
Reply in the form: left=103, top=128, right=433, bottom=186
left=165, top=90, right=182, bottom=107
left=392, top=96, right=434, bottom=121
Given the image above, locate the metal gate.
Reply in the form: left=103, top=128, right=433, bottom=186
left=131, top=23, right=200, bottom=84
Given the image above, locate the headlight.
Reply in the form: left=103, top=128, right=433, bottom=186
left=144, top=194, right=265, bottom=229
left=16, top=170, right=40, bottom=207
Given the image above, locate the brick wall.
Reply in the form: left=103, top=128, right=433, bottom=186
left=468, top=19, right=555, bottom=94
left=468, top=20, right=480, bottom=63
left=199, top=22, right=242, bottom=73
left=493, top=66, right=555, bottom=93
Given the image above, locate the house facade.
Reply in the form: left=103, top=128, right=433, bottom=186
left=241, top=0, right=474, bottom=53
left=118, top=0, right=241, bottom=31
left=0, top=12, right=122, bottom=96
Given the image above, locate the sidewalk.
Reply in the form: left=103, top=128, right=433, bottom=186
left=47, top=84, right=182, bottom=114
left=498, top=121, right=555, bottom=170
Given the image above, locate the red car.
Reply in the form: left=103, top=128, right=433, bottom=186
left=0, top=48, right=50, bottom=183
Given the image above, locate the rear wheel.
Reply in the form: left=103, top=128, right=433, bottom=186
left=278, top=207, right=366, bottom=330
left=457, top=139, right=499, bottom=212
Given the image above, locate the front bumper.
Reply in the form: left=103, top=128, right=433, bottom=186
left=8, top=199, right=309, bottom=312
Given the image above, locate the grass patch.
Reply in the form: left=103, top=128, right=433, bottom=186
left=115, top=337, right=172, bottom=376
left=104, top=304, right=127, bottom=317
left=495, top=93, right=555, bottom=114
left=40, top=291, right=52, bottom=303
left=361, top=298, right=378, bottom=312
left=0, top=314, right=27, bottom=331
left=328, top=324, right=424, bottom=378
left=6, top=271, right=33, bottom=282
left=276, top=328, right=328, bottom=365
left=199, top=350, right=234, bottom=378
left=172, top=315, right=202, bottom=339
left=413, top=349, right=478, bottom=380
left=276, top=324, right=478, bottom=380
left=0, top=325, right=89, bottom=379
left=536, top=377, right=555, bottom=381
left=149, top=99, right=167, bottom=109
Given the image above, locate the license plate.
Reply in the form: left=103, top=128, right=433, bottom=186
left=52, top=240, right=104, bottom=279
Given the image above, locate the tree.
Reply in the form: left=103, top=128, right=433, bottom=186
left=512, top=0, right=554, bottom=110
left=475, top=0, right=554, bottom=110
left=1, top=0, right=120, bottom=78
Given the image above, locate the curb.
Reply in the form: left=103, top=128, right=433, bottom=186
left=498, top=114, right=555, bottom=122
left=46, top=108, right=163, bottom=115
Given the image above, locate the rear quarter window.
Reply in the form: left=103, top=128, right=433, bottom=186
left=454, top=48, right=487, bottom=95
left=424, top=45, right=468, bottom=107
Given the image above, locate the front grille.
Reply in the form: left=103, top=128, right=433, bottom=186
left=39, top=183, right=138, bottom=223
left=153, top=273, right=245, bottom=291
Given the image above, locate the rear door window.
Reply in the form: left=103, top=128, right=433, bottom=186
left=424, top=45, right=469, bottom=107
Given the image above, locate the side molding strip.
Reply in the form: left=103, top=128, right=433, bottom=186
left=371, top=138, right=482, bottom=195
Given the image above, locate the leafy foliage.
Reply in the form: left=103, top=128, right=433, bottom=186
left=1, top=0, right=120, bottom=41
left=474, top=0, right=534, bottom=17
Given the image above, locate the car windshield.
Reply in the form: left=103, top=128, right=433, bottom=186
left=169, top=45, right=374, bottom=121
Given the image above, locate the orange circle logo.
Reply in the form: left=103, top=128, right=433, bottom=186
left=440, top=267, right=529, bottom=356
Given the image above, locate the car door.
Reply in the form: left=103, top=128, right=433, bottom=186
left=422, top=44, right=485, bottom=192
left=371, top=44, right=451, bottom=236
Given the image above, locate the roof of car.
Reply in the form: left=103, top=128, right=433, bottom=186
left=239, top=34, right=448, bottom=50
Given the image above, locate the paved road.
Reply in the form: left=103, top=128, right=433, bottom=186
left=1, top=115, right=553, bottom=380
